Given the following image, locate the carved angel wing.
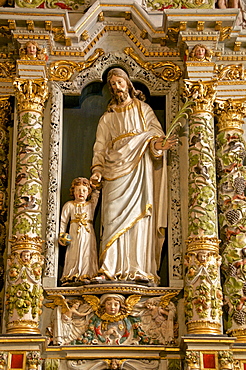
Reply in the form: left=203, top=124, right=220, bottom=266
left=125, top=295, right=141, bottom=314
left=160, top=292, right=177, bottom=310
left=82, top=294, right=100, bottom=312
left=44, top=294, right=69, bottom=314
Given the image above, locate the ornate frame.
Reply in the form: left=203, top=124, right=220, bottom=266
left=43, top=52, right=183, bottom=288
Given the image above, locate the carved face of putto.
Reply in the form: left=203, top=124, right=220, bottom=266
left=104, top=298, right=121, bottom=315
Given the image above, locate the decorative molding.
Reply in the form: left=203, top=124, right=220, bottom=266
left=44, top=82, right=63, bottom=278
left=124, top=47, right=182, bottom=82
left=49, top=48, right=104, bottom=81
left=67, top=359, right=159, bottom=370
left=214, top=64, right=245, bottom=81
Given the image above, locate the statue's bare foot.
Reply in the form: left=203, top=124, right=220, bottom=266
left=90, top=275, right=107, bottom=283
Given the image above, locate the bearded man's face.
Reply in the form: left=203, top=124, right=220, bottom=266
left=110, top=75, right=129, bottom=103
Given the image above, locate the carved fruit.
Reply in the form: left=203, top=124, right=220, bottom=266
left=234, top=176, right=246, bottom=195
left=233, top=310, right=246, bottom=325
left=228, top=263, right=237, bottom=277
left=226, top=210, right=241, bottom=225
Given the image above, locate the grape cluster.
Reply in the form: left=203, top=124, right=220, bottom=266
left=226, top=209, right=241, bottom=225
left=234, top=176, right=246, bottom=195
left=228, top=263, right=237, bottom=277
left=233, top=310, right=246, bottom=325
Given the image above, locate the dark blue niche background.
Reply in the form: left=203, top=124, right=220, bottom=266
left=59, top=77, right=168, bottom=286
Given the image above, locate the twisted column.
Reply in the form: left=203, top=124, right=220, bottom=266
left=183, top=80, right=223, bottom=334
left=5, top=78, right=48, bottom=334
left=215, top=98, right=246, bottom=341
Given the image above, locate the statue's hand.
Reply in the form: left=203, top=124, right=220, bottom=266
left=155, top=135, right=178, bottom=151
left=90, top=172, right=102, bottom=188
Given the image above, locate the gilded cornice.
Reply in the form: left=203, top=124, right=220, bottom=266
left=49, top=48, right=104, bottom=81
left=124, top=47, right=182, bottom=82
left=45, top=286, right=181, bottom=297
left=183, top=79, right=217, bottom=113
left=216, top=55, right=246, bottom=62
left=13, top=78, right=48, bottom=113
left=214, top=98, right=246, bottom=132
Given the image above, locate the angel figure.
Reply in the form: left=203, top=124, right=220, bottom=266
left=189, top=44, right=212, bottom=62
left=75, top=294, right=149, bottom=345
left=19, top=41, right=47, bottom=61
left=59, top=177, right=99, bottom=284
left=46, top=295, right=92, bottom=345
left=140, top=294, right=177, bottom=345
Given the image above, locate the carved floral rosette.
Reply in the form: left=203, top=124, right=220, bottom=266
left=218, top=351, right=234, bottom=370
left=26, top=351, right=41, bottom=370
left=215, top=99, right=246, bottom=338
left=184, top=237, right=222, bottom=334
left=5, top=235, right=44, bottom=334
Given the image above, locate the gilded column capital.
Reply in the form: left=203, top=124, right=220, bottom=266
left=186, top=236, right=220, bottom=253
left=214, top=98, right=246, bottom=133
left=9, top=234, right=43, bottom=254
left=13, top=78, right=48, bottom=114
left=183, top=79, right=217, bottom=113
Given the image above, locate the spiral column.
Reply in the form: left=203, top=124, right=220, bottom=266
left=183, top=80, right=223, bottom=334
left=5, top=78, right=48, bottom=334
left=215, top=98, right=246, bottom=341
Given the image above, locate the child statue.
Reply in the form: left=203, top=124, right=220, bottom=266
left=59, top=177, right=99, bottom=284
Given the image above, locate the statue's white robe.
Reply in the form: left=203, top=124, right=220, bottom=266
left=92, top=98, right=167, bottom=283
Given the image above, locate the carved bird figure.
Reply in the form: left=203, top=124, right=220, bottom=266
left=19, top=195, right=36, bottom=209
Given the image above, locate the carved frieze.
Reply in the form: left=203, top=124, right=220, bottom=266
left=45, top=292, right=179, bottom=346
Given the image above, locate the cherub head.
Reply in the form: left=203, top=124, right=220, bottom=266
left=20, top=250, right=32, bottom=264
left=67, top=299, right=82, bottom=309
left=145, top=297, right=160, bottom=310
left=70, top=177, right=92, bottom=204
left=20, top=41, right=46, bottom=61
left=197, top=251, right=207, bottom=264
left=189, top=44, right=211, bottom=61
left=99, top=294, right=126, bottom=316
